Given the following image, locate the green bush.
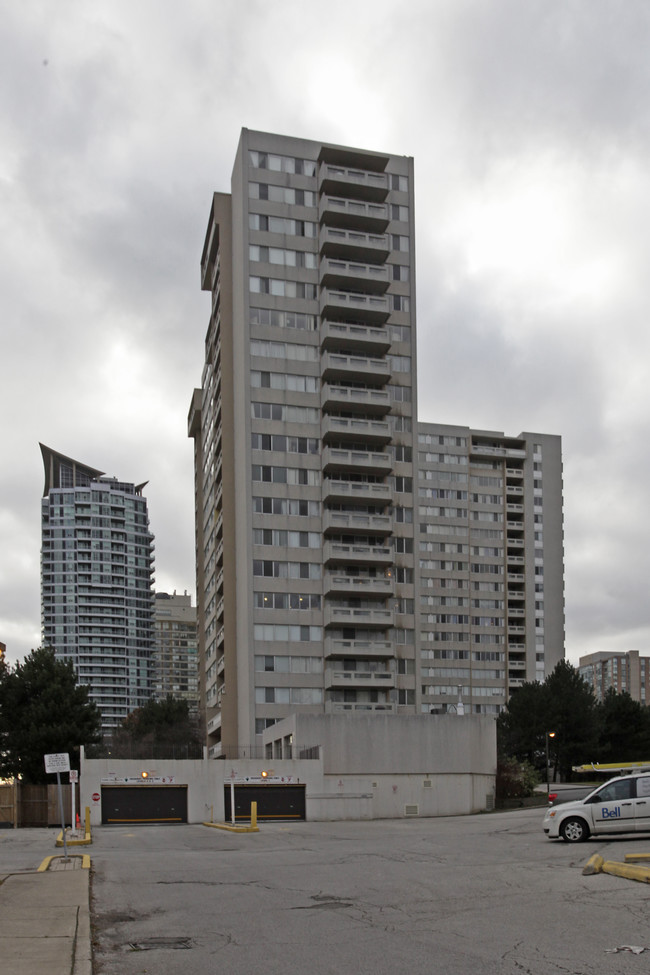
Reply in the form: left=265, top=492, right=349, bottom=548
left=496, top=757, right=539, bottom=802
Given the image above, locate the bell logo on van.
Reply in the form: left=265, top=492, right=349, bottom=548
left=601, top=806, right=621, bottom=819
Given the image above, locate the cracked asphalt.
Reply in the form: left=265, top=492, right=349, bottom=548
left=90, top=808, right=650, bottom=974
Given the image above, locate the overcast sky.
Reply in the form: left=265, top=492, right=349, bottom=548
left=2, top=0, right=649, bottom=668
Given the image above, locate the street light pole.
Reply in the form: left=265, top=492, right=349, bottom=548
left=546, top=731, right=556, bottom=794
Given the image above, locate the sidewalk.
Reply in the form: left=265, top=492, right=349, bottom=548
left=0, top=855, right=91, bottom=975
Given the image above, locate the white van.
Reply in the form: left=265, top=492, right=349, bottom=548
left=543, top=773, right=650, bottom=842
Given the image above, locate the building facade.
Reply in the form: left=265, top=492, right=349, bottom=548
left=418, top=424, right=564, bottom=715
left=189, top=130, right=564, bottom=757
left=579, top=650, right=650, bottom=704
left=153, top=591, right=199, bottom=713
left=40, top=444, right=155, bottom=732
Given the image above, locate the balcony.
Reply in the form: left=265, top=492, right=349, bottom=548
left=321, top=350, right=391, bottom=385
left=207, top=711, right=222, bottom=735
left=320, top=258, right=389, bottom=294
left=322, top=478, right=393, bottom=506
left=319, top=226, right=390, bottom=263
left=323, top=510, right=392, bottom=537
left=506, top=467, right=524, bottom=479
left=320, top=288, right=390, bottom=324
left=470, top=444, right=526, bottom=460
left=325, top=668, right=396, bottom=690
left=324, top=573, right=394, bottom=599
left=321, top=414, right=391, bottom=446
left=506, top=485, right=524, bottom=497
left=321, top=382, right=391, bottom=416
left=507, top=678, right=526, bottom=689
left=322, top=446, right=392, bottom=476
left=325, top=702, right=396, bottom=714
left=324, top=605, right=394, bottom=629
left=507, top=554, right=525, bottom=566
left=323, top=541, right=393, bottom=567
left=320, top=320, right=391, bottom=355
left=508, top=625, right=526, bottom=636
left=319, top=196, right=389, bottom=233
left=324, top=637, right=393, bottom=659
left=318, top=162, right=389, bottom=202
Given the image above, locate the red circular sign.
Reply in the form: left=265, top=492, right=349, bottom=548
left=92, top=792, right=100, bottom=802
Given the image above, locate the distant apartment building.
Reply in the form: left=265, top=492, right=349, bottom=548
left=579, top=650, right=650, bottom=704
left=40, top=445, right=155, bottom=732
left=189, top=129, right=565, bottom=757
left=153, top=592, right=199, bottom=713
left=418, top=424, right=564, bottom=715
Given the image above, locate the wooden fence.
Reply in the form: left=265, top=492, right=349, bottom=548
left=0, top=782, right=74, bottom=828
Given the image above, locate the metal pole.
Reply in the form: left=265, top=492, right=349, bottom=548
left=56, top=772, right=68, bottom=861
left=546, top=734, right=550, bottom=795
left=230, top=781, right=235, bottom=825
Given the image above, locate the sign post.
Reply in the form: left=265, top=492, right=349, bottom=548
left=70, top=769, right=78, bottom=830
left=44, top=753, right=71, bottom=860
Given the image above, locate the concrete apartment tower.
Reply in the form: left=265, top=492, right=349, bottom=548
left=189, top=129, right=565, bottom=757
left=189, top=130, right=418, bottom=757
left=417, top=424, right=564, bottom=715
left=40, top=444, right=155, bottom=733
left=154, top=591, right=199, bottom=713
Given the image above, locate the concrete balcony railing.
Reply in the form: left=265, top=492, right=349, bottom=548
left=321, top=414, right=391, bottom=446
left=470, top=444, right=526, bottom=460
left=320, top=320, right=391, bottom=355
left=321, top=350, right=391, bottom=385
left=322, top=478, right=393, bottom=506
left=318, top=162, right=389, bottom=201
left=325, top=702, right=396, bottom=714
left=323, top=605, right=394, bottom=629
left=324, top=573, right=394, bottom=599
left=319, top=195, right=389, bottom=232
left=207, top=712, right=222, bottom=735
left=323, top=541, right=393, bottom=567
left=506, top=467, right=524, bottom=479
left=319, top=226, right=390, bottom=263
left=321, top=383, right=391, bottom=415
left=324, top=637, right=393, bottom=659
left=320, top=258, right=389, bottom=294
left=325, top=668, right=396, bottom=690
left=322, top=510, right=393, bottom=537
left=320, top=288, right=390, bottom=324
left=322, top=446, right=392, bottom=476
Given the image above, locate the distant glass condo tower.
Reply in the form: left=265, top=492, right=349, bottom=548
left=40, top=444, right=156, bottom=732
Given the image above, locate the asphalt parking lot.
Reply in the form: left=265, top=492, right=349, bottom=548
left=87, top=806, right=650, bottom=975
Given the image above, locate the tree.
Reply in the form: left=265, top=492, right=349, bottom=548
left=497, top=660, right=600, bottom=781
left=544, top=660, right=601, bottom=780
left=0, top=647, right=101, bottom=784
left=597, top=689, right=650, bottom=762
left=111, top=695, right=201, bottom=757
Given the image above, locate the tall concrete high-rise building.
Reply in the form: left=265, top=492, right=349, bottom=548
left=153, top=591, right=199, bottom=713
left=40, top=445, right=155, bottom=732
left=189, top=130, right=418, bottom=757
left=418, top=424, right=564, bottom=715
left=189, top=130, right=564, bottom=757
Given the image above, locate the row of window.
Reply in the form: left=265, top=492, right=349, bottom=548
left=251, top=433, right=320, bottom=454
left=251, top=371, right=318, bottom=392
left=250, top=245, right=318, bottom=268
left=250, top=307, right=317, bottom=330
left=249, top=213, right=317, bottom=236
left=254, top=624, right=322, bottom=642
left=249, top=182, right=318, bottom=206
left=253, top=497, right=319, bottom=516
left=252, top=465, right=320, bottom=486
left=255, top=593, right=321, bottom=610
left=256, top=687, right=324, bottom=704
left=252, top=402, right=319, bottom=423
left=253, top=529, right=321, bottom=548
left=250, top=277, right=318, bottom=299
left=250, top=339, right=319, bottom=362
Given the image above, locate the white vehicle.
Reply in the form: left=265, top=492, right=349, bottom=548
left=543, top=773, right=650, bottom=842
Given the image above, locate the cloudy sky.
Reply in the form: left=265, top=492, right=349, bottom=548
left=2, top=0, right=649, bottom=668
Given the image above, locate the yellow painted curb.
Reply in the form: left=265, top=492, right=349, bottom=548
left=202, top=821, right=259, bottom=833
left=625, top=853, right=650, bottom=863
left=56, top=828, right=92, bottom=847
left=601, top=860, right=650, bottom=884
left=582, top=854, right=604, bottom=875
left=38, top=854, right=91, bottom=871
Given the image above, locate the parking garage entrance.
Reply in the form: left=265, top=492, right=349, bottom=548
left=224, top=783, right=306, bottom=821
left=101, top=785, right=188, bottom=825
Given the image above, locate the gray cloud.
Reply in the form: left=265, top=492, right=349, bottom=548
left=2, top=0, right=650, bottom=667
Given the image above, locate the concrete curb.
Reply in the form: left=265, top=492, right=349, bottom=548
left=583, top=853, right=650, bottom=884
left=39, top=855, right=91, bottom=871
left=56, top=828, right=92, bottom=848
left=202, top=821, right=259, bottom=833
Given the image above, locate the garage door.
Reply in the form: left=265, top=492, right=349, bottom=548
left=224, top=784, right=306, bottom=821
left=101, top=785, right=188, bottom=825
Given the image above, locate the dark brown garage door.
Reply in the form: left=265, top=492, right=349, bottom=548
left=101, top=785, right=188, bottom=825
left=224, top=784, right=306, bottom=821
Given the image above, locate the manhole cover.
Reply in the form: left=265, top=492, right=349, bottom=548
left=129, top=937, right=192, bottom=951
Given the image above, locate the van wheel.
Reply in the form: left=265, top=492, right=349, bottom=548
left=560, top=817, right=590, bottom=843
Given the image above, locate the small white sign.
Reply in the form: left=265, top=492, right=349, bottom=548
left=69, top=770, right=79, bottom=782
left=44, top=753, right=70, bottom=774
